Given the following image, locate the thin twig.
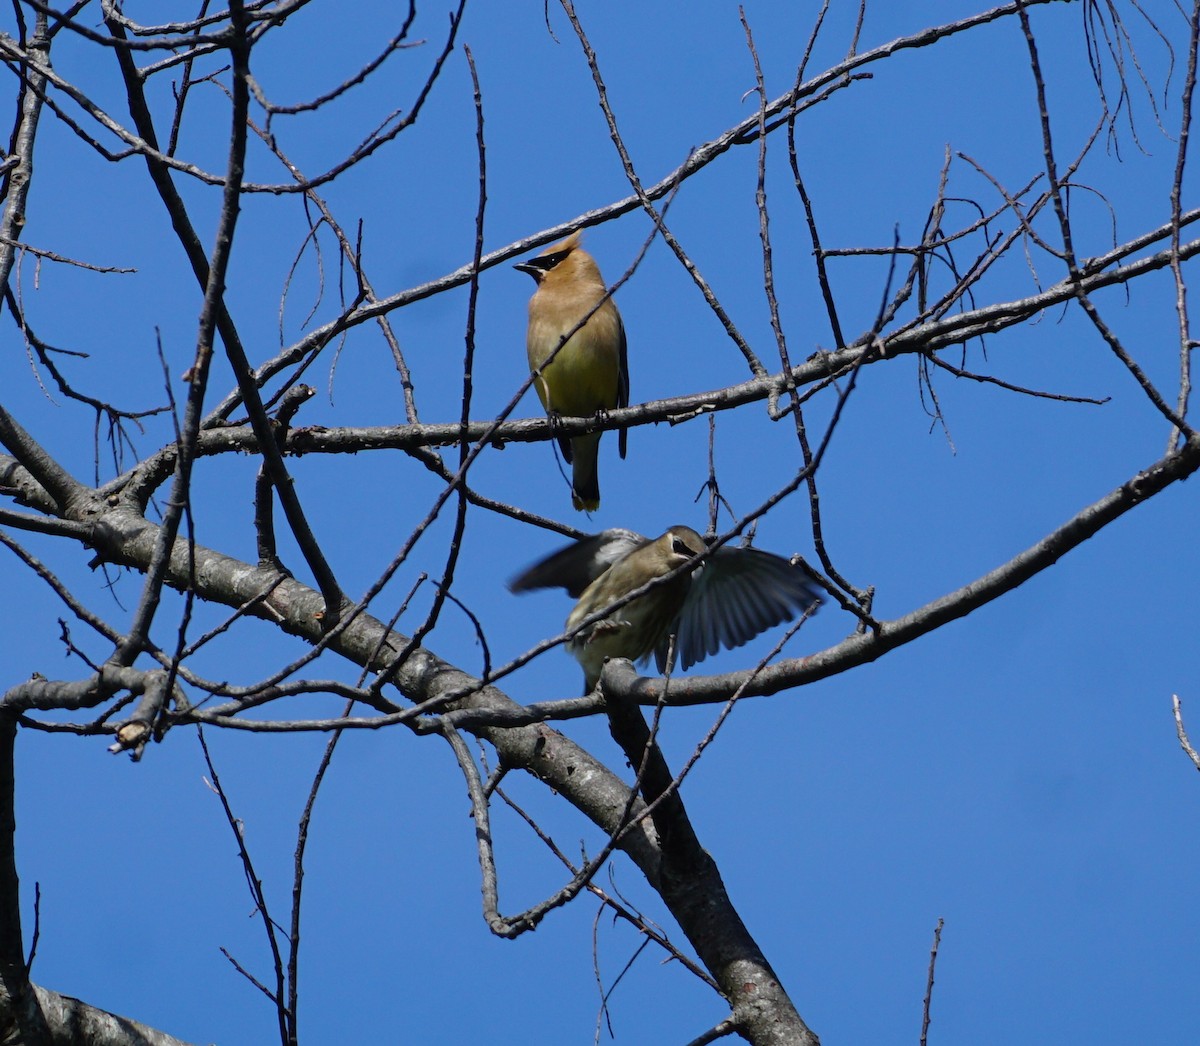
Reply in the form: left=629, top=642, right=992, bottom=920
left=920, top=918, right=945, bottom=1046
left=1172, top=694, right=1200, bottom=772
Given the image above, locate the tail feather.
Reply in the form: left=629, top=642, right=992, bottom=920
left=570, top=435, right=601, bottom=512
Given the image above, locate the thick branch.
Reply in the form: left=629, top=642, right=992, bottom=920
left=81, top=500, right=663, bottom=869
left=0, top=407, right=90, bottom=517
left=30, top=985, right=195, bottom=1046
left=0, top=713, right=49, bottom=1046
left=74, top=498, right=828, bottom=1036
left=603, top=688, right=818, bottom=1045
left=0, top=13, right=48, bottom=304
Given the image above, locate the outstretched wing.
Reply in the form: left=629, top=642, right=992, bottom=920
left=508, top=528, right=646, bottom=598
left=670, top=546, right=823, bottom=671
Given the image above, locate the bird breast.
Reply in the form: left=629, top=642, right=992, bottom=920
left=566, top=567, right=690, bottom=670
left=526, top=295, right=622, bottom=417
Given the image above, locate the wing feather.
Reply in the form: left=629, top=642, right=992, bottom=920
left=508, top=529, right=646, bottom=598
left=675, top=547, right=822, bottom=671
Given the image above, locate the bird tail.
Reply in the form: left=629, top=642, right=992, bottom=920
left=570, top=434, right=602, bottom=512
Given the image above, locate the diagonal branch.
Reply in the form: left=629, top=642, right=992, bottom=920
left=613, top=433, right=1200, bottom=706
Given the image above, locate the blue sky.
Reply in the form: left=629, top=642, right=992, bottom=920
left=3, top=2, right=1199, bottom=1043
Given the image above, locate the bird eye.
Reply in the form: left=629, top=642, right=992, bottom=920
left=672, top=538, right=691, bottom=556
left=537, top=248, right=572, bottom=270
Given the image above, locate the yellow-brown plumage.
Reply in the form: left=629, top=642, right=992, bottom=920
left=563, top=528, right=696, bottom=690
left=516, top=231, right=628, bottom=512
left=510, top=526, right=824, bottom=693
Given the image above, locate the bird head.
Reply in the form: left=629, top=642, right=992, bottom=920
left=514, top=230, right=601, bottom=287
left=651, top=526, right=708, bottom=576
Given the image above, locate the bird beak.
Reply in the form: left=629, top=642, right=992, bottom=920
left=514, top=261, right=541, bottom=278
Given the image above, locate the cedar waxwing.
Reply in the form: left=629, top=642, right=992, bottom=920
left=515, top=231, right=629, bottom=512
left=509, top=526, right=823, bottom=692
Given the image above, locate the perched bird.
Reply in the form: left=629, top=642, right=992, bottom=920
left=515, top=231, right=628, bottom=512
left=509, top=526, right=823, bottom=692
